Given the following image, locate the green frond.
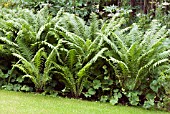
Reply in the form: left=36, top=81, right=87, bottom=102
left=77, top=63, right=91, bottom=78
left=110, top=57, right=130, bottom=76
left=12, top=53, right=28, bottom=62
left=0, top=37, right=18, bottom=47
left=23, top=74, right=38, bottom=88
left=41, top=41, right=55, bottom=49
left=55, top=25, right=85, bottom=47
left=119, top=27, right=131, bottom=34
left=56, top=66, right=76, bottom=96
left=89, top=13, right=99, bottom=40
left=16, top=38, right=33, bottom=61
left=127, top=42, right=139, bottom=63
left=45, top=39, right=63, bottom=66
left=52, top=61, right=65, bottom=72
left=153, top=26, right=167, bottom=39
left=135, top=59, right=155, bottom=88
left=55, top=73, right=75, bottom=95
left=12, top=53, right=36, bottom=75
left=5, top=19, right=21, bottom=30
left=31, top=48, right=45, bottom=70
left=51, top=8, right=64, bottom=24
left=101, top=16, right=125, bottom=35
left=58, top=13, right=86, bottom=38
left=36, top=23, right=51, bottom=41
left=73, top=14, right=86, bottom=38
left=13, top=64, right=27, bottom=74
left=158, top=50, right=170, bottom=59
left=153, top=59, right=169, bottom=68
left=77, top=76, right=87, bottom=97
left=18, top=8, right=36, bottom=27
left=112, top=32, right=128, bottom=53
left=150, top=37, right=165, bottom=49
left=137, top=49, right=155, bottom=67
left=62, top=40, right=84, bottom=55
left=88, top=36, right=101, bottom=51
left=90, top=48, right=108, bottom=63
left=66, top=49, right=77, bottom=69
left=36, top=6, right=50, bottom=29
left=44, top=30, right=60, bottom=41
left=101, top=33, right=123, bottom=58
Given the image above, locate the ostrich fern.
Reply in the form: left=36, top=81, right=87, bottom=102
left=12, top=39, right=62, bottom=92
left=103, top=21, right=170, bottom=91
left=49, top=20, right=108, bottom=97
left=0, top=7, right=64, bottom=63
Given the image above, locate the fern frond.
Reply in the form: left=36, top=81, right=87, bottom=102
left=12, top=53, right=28, bottom=62
left=89, top=13, right=99, bottom=40
left=13, top=64, right=27, bottom=74
left=66, top=49, right=77, bottom=69
left=51, top=8, right=64, bottom=24
left=16, top=38, right=33, bottom=61
left=150, top=37, right=165, bottom=49
left=90, top=48, right=108, bottom=63
left=110, top=57, right=130, bottom=76
left=0, top=37, right=18, bottom=47
left=55, top=25, right=85, bottom=47
left=88, top=36, right=101, bottom=51
left=158, top=50, right=170, bottom=59
left=153, top=59, right=169, bottom=68
left=36, top=23, right=51, bottom=41
left=31, top=48, right=44, bottom=70
left=127, top=42, right=139, bottom=63
left=112, top=32, right=128, bottom=53
left=58, top=13, right=86, bottom=38
left=77, top=63, right=91, bottom=78
left=101, top=33, right=123, bottom=58
left=135, top=59, right=155, bottom=89
left=41, top=41, right=55, bottom=49
left=46, top=39, right=63, bottom=66
left=23, top=74, right=37, bottom=87
left=36, top=6, right=50, bottom=29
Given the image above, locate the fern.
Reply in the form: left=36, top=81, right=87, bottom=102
left=66, top=49, right=77, bottom=69
left=31, top=48, right=45, bottom=71
left=89, top=13, right=99, bottom=40
left=12, top=48, right=53, bottom=92
left=103, top=21, right=169, bottom=90
left=16, top=38, right=33, bottom=61
left=0, top=37, right=18, bottom=47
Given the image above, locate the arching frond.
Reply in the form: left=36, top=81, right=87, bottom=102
left=158, top=50, right=170, bottom=59
left=16, top=38, right=33, bottom=61
left=110, top=57, right=130, bottom=76
left=153, top=59, right=169, bottom=68
left=90, top=48, right=108, bottom=63
left=89, top=13, right=99, bottom=40
left=31, top=48, right=45, bottom=70
left=101, top=33, right=123, bottom=58
left=12, top=64, right=27, bottom=74
left=0, top=37, right=18, bottom=47
left=55, top=25, right=85, bottom=47
left=66, top=49, right=77, bottom=69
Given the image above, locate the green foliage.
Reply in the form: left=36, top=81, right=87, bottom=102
left=0, top=69, right=10, bottom=87
left=12, top=48, right=50, bottom=92
left=0, top=3, right=169, bottom=111
left=127, top=91, right=141, bottom=106
left=110, top=89, right=122, bottom=105
left=50, top=37, right=107, bottom=97
left=103, top=21, right=169, bottom=91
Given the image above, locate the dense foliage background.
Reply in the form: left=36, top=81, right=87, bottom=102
left=0, top=0, right=170, bottom=111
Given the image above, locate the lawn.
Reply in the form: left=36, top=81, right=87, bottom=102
left=0, top=90, right=169, bottom=114
left=0, top=90, right=168, bottom=114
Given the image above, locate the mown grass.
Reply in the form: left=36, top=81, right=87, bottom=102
left=0, top=90, right=169, bottom=114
